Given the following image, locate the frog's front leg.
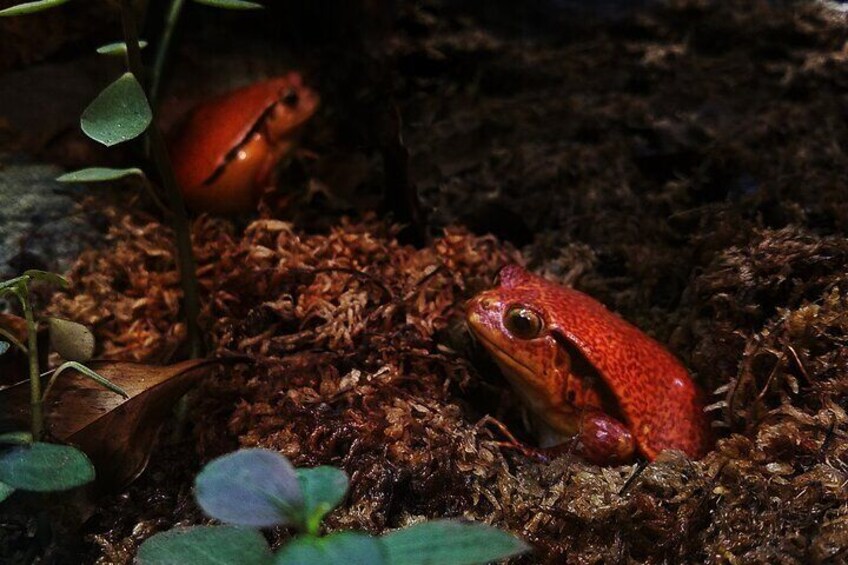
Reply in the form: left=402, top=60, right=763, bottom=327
left=574, top=410, right=635, bottom=465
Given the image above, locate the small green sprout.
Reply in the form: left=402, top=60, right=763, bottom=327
left=138, top=448, right=530, bottom=565
left=0, top=271, right=127, bottom=502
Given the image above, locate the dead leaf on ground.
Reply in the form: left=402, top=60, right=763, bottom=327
left=0, top=358, right=239, bottom=490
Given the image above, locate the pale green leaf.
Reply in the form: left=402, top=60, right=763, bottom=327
left=57, top=167, right=144, bottom=183
left=96, top=40, right=148, bottom=56
left=42, top=361, right=128, bottom=402
left=48, top=318, right=95, bottom=362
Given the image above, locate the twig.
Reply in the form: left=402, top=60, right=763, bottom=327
left=120, top=0, right=203, bottom=358
left=150, top=0, right=185, bottom=108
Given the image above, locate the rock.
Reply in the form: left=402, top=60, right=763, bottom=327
left=0, top=159, right=102, bottom=280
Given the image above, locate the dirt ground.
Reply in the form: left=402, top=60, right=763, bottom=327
left=3, top=0, right=848, bottom=563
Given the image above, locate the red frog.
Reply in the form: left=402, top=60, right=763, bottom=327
left=466, top=265, right=712, bottom=465
left=170, top=72, right=319, bottom=214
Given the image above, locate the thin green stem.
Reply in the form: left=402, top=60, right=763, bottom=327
left=17, top=283, right=42, bottom=441
left=150, top=0, right=185, bottom=108
left=120, top=0, right=203, bottom=358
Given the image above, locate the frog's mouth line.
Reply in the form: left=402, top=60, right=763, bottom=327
left=467, top=325, right=541, bottom=388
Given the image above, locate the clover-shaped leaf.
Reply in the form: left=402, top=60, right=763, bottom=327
left=195, top=448, right=304, bottom=527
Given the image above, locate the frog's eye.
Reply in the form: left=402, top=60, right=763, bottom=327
left=504, top=306, right=543, bottom=340
left=281, top=89, right=299, bottom=107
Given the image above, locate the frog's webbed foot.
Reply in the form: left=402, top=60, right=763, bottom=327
left=476, top=415, right=551, bottom=462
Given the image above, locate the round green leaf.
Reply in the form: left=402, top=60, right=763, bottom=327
left=96, top=41, right=148, bottom=56
left=49, top=318, right=95, bottom=362
left=296, top=466, right=349, bottom=533
left=57, top=167, right=144, bottom=183
left=195, top=448, right=304, bottom=527
left=81, top=73, right=152, bottom=147
left=137, top=526, right=270, bottom=565
left=274, top=533, right=386, bottom=565
left=0, top=443, right=94, bottom=491
left=0, top=481, right=13, bottom=503
left=193, top=0, right=263, bottom=9
left=0, top=0, right=70, bottom=16
left=380, top=520, right=530, bottom=565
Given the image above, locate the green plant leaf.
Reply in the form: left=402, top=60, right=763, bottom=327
left=0, top=0, right=70, bottom=16
left=192, top=0, right=263, bottom=9
left=46, top=318, right=93, bottom=362
left=195, top=448, right=304, bottom=528
left=0, top=442, right=94, bottom=491
left=57, top=167, right=144, bottom=183
left=43, top=361, right=128, bottom=402
left=23, top=270, right=68, bottom=288
left=380, top=520, right=530, bottom=565
left=0, top=432, right=33, bottom=445
left=96, top=40, right=148, bottom=56
left=48, top=318, right=95, bottom=362
left=0, top=481, right=13, bottom=503
left=274, top=533, right=386, bottom=565
left=0, top=276, right=25, bottom=294
left=137, top=525, right=270, bottom=565
left=296, top=466, right=349, bottom=534
left=0, top=341, right=8, bottom=356
left=81, top=72, right=152, bottom=147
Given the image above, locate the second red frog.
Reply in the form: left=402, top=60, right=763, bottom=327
left=169, top=72, right=320, bottom=214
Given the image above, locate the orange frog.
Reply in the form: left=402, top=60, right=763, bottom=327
left=466, top=265, right=712, bottom=465
left=170, top=72, right=319, bottom=214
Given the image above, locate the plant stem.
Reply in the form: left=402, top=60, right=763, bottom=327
left=150, top=0, right=185, bottom=108
left=120, top=0, right=203, bottom=358
left=17, top=283, right=42, bottom=441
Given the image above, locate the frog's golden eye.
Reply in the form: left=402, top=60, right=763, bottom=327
left=504, top=306, right=543, bottom=340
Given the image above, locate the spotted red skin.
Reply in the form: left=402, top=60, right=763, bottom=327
left=474, top=265, right=712, bottom=461
left=169, top=73, right=318, bottom=211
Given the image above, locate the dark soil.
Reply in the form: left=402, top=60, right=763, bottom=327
left=3, top=0, right=848, bottom=563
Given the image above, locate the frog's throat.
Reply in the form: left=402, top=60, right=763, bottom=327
left=471, top=328, right=578, bottom=436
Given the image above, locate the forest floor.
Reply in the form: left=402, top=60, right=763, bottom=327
left=3, top=0, right=848, bottom=563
